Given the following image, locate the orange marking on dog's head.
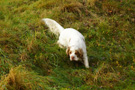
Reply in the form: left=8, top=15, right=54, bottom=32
left=75, top=48, right=83, bottom=59
left=66, top=47, right=71, bottom=56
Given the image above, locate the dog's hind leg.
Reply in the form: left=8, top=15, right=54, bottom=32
left=57, top=40, right=65, bottom=48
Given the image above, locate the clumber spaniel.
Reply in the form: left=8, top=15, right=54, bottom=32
left=42, top=18, right=89, bottom=68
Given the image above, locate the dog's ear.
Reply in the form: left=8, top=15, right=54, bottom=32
left=66, top=47, right=70, bottom=56
left=75, top=48, right=83, bottom=59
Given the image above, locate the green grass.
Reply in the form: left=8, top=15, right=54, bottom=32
left=0, top=0, right=135, bottom=89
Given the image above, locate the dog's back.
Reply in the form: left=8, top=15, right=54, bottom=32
left=59, top=28, right=86, bottom=49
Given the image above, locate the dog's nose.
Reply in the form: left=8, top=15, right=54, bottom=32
left=71, top=56, right=75, bottom=60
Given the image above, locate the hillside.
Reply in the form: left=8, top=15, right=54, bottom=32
left=0, top=0, right=135, bottom=89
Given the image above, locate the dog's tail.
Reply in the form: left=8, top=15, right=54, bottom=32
left=42, top=18, right=64, bottom=36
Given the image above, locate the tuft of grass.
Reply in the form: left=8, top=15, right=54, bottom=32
left=61, top=2, right=84, bottom=17
left=0, top=65, right=52, bottom=90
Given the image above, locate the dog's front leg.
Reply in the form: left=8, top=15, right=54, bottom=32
left=83, top=55, right=89, bottom=68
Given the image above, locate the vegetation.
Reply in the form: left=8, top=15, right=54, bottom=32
left=0, top=0, right=135, bottom=89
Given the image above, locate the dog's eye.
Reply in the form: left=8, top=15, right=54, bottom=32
left=75, top=51, right=79, bottom=55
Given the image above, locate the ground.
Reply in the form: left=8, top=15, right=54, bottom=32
left=0, top=0, right=135, bottom=90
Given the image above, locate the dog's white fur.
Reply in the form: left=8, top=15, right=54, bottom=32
left=42, top=18, right=89, bottom=68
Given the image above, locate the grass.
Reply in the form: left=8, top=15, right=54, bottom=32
left=0, top=0, right=135, bottom=89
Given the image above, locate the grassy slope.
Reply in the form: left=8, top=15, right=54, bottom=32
left=0, top=0, right=135, bottom=89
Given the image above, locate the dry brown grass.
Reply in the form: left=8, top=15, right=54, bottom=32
left=61, top=2, right=84, bottom=17
left=83, top=63, right=120, bottom=88
left=0, top=66, right=27, bottom=90
left=87, top=0, right=98, bottom=6
left=0, top=66, right=51, bottom=90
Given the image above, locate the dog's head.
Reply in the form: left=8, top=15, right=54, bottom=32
left=66, top=47, right=83, bottom=61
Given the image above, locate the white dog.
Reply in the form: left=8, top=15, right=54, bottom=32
left=42, top=18, right=89, bottom=68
